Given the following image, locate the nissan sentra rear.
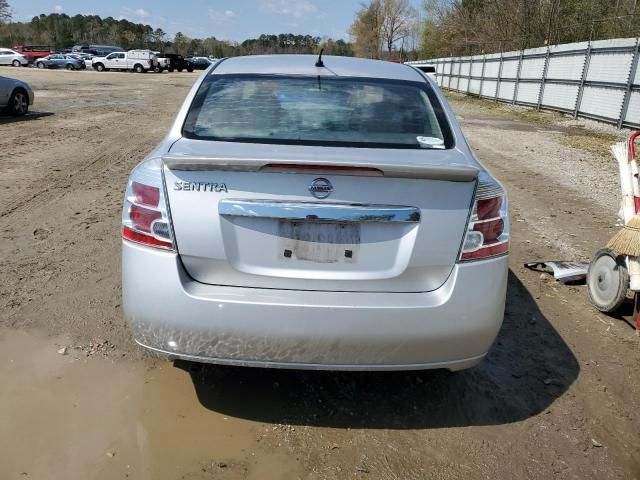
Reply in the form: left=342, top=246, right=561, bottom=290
left=122, top=55, right=508, bottom=371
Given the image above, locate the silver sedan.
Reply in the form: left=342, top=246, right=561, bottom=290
left=0, top=76, right=34, bottom=116
left=0, top=49, right=29, bottom=67
left=122, top=55, right=509, bottom=371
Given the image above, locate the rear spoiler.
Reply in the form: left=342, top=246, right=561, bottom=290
left=162, top=154, right=479, bottom=182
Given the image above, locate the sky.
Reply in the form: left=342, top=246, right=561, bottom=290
left=12, top=0, right=424, bottom=42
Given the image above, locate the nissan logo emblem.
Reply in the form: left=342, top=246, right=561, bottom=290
left=308, top=178, right=333, bottom=199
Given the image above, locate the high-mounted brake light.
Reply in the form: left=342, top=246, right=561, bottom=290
left=459, top=172, right=509, bottom=262
left=122, top=158, right=174, bottom=251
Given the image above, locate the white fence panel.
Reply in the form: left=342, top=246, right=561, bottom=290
left=470, top=61, right=483, bottom=77
left=498, top=81, right=516, bottom=101
left=580, top=86, right=625, bottom=120
left=481, top=80, right=498, bottom=97
left=516, top=82, right=541, bottom=104
left=587, top=52, right=633, bottom=83
left=484, top=60, right=500, bottom=77
left=520, top=57, right=545, bottom=78
left=541, top=83, right=579, bottom=111
left=625, top=92, right=640, bottom=124
left=546, top=55, right=584, bottom=80
left=469, top=79, right=481, bottom=94
left=501, top=59, right=519, bottom=78
left=414, top=36, right=640, bottom=128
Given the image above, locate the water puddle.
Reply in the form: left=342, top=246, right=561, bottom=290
left=0, top=329, right=302, bottom=480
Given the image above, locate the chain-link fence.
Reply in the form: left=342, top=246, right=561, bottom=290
left=409, top=37, right=640, bottom=129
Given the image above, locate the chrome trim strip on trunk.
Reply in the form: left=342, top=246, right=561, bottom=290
left=162, top=153, right=479, bottom=182
left=219, top=199, right=421, bottom=223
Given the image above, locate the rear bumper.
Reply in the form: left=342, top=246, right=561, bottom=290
left=123, top=241, right=508, bottom=371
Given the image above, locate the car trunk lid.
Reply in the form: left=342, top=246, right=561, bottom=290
left=164, top=139, right=477, bottom=293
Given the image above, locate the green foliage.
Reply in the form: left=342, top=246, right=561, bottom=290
left=420, top=0, right=640, bottom=57
left=0, top=12, right=353, bottom=58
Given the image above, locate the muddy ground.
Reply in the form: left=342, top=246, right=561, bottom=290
left=0, top=68, right=638, bottom=480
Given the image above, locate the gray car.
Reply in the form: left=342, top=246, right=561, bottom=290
left=35, top=54, right=83, bottom=70
left=0, top=76, right=34, bottom=116
left=122, top=55, right=509, bottom=371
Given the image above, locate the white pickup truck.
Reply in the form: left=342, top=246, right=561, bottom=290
left=92, top=50, right=157, bottom=73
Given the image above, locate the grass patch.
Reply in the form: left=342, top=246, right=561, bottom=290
left=558, top=126, right=618, bottom=158
left=445, top=91, right=619, bottom=158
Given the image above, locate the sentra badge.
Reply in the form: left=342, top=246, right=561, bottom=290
left=174, top=181, right=228, bottom=193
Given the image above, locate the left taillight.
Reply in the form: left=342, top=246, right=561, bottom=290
left=122, top=157, right=174, bottom=251
left=459, top=171, right=509, bottom=262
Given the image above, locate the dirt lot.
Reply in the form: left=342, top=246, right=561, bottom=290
left=0, top=68, right=638, bottom=480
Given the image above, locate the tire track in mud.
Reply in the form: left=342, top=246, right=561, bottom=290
left=0, top=112, right=154, bottom=219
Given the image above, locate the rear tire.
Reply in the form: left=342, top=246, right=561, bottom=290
left=168, top=67, right=174, bottom=73
left=587, top=248, right=629, bottom=313
left=8, top=89, right=28, bottom=117
left=187, top=66, right=194, bottom=73
left=134, top=64, right=144, bottom=73
left=12, top=60, right=20, bottom=67
left=154, top=66, right=163, bottom=73
left=36, top=62, right=45, bottom=69
left=178, top=68, right=183, bottom=73
left=65, top=63, right=73, bottom=70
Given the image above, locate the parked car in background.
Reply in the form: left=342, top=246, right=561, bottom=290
left=153, top=52, right=170, bottom=72
left=0, top=49, right=29, bottom=67
left=0, top=75, right=34, bottom=116
left=156, top=53, right=194, bottom=72
left=35, top=54, right=84, bottom=70
left=188, top=56, right=211, bottom=70
left=72, top=44, right=124, bottom=56
left=67, top=54, right=88, bottom=69
left=13, top=45, right=52, bottom=64
left=406, top=62, right=437, bottom=80
left=121, top=55, right=509, bottom=372
left=92, top=50, right=157, bottom=73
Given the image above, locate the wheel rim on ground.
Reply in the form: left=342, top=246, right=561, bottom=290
left=588, top=251, right=627, bottom=311
left=13, top=93, right=27, bottom=115
left=37, top=62, right=44, bottom=68
left=12, top=60, right=19, bottom=67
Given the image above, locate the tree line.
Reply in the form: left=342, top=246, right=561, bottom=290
left=420, top=0, right=640, bottom=57
left=0, top=0, right=638, bottom=60
left=349, top=0, right=640, bottom=60
left=0, top=10, right=352, bottom=58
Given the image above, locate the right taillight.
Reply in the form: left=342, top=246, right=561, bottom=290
left=459, top=172, right=509, bottom=262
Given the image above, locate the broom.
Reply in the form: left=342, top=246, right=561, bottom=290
left=607, top=141, right=640, bottom=263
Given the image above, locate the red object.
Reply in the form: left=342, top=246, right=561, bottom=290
left=132, top=181, right=160, bottom=207
left=473, top=218, right=505, bottom=242
left=476, top=197, right=502, bottom=220
left=629, top=131, right=640, bottom=164
left=13, top=45, right=53, bottom=63
left=122, top=226, right=173, bottom=250
left=263, top=164, right=383, bottom=176
left=461, top=241, right=509, bottom=260
left=129, top=204, right=161, bottom=233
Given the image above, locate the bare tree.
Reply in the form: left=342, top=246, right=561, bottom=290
left=0, top=0, right=12, bottom=24
left=381, top=0, right=417, bottom=53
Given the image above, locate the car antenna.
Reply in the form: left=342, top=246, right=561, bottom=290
left=315, top=48, right=324, bottom=68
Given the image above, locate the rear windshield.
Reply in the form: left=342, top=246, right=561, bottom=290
left=183, top=74, right=452, bottom=149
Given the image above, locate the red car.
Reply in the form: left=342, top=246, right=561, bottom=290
left=13, top=45, right=52, bottom=64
